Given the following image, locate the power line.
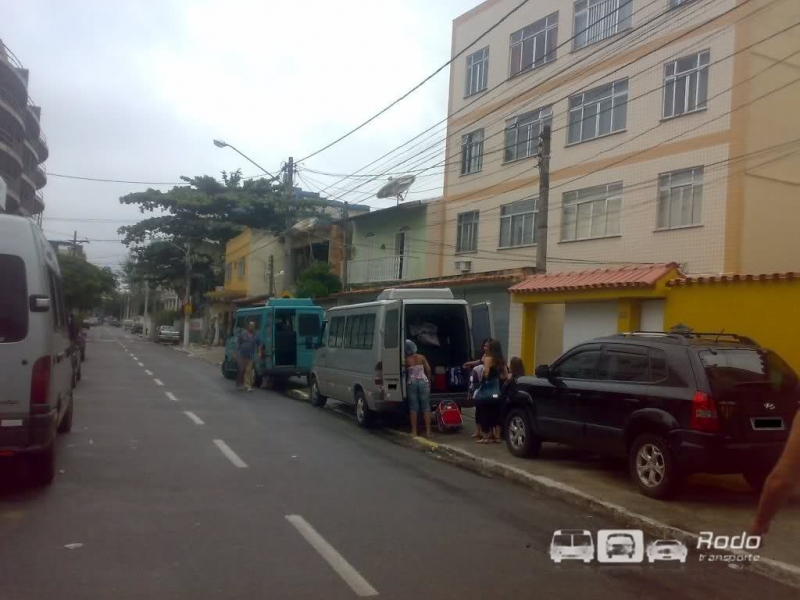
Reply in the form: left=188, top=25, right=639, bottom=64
left=304, top=0, right=707, bottom=203
left=46, top=172, right=187, bottom=185
left=296, top=0, right=533, bottom=164
left=334, top=0, right=769, bottom=208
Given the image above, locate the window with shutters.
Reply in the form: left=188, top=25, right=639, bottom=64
left=573, top=0, right=632, bottom=50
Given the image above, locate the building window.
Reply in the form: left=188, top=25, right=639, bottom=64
left=561, top=182, right=622, bottom=241
left=663, top=50, right=710, bottom=119
left=499, top=198, right=538, bottom=248
left=237, top=257, right=246, bottom=278
left=567, top=79, right=628, bottom=145
left=456, top=211, right=480, bottom=253
left=657, top=166, right=703, bottom=229
left=573, top=0, right=633, bottom=50
left=504, top=106, right=552, bottom=162
left=461, top=129, right=484, bottom=175
left=465, top=47, right=489, bottom=96
left=510, top=13, right=559, bottom=77
left=225, top=262, right=232, bottom=283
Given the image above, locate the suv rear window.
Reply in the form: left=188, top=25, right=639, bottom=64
left=0, top=254, right=28, bottom=343
left=700, top=348, right=798, bottom=394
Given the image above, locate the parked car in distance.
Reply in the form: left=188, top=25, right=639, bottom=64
left=646, top=539, right=688, bottom=563
left=550, top=529, right=594, bottom=564
left=157, top=325, right=181, bottom=344
left=503, top=331, right=799, bottom=499
left=606, top=533, right=635, bottom=559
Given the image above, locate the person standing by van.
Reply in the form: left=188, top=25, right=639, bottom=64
left=405, top=340, right=432, bottom=437
left=236, top=320, right=261, bottom=392
left=465, top=338, right=492, bottom=440
left=477, top=339, right=508, bottom=444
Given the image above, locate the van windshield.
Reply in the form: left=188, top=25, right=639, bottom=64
left=0, top=254, right=28, bottom=343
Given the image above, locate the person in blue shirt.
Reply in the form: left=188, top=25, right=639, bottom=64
left=236, top=320, right=261, bottom=392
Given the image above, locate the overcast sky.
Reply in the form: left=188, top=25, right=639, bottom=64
left=4, top=0, right=479, bottom=267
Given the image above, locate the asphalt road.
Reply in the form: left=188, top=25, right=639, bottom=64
left=0, top=325, right=796, bottom=600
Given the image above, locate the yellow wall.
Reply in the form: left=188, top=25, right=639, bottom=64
left=224, top=229, right=252, bottom=294
left=664, top=278, right=800, bottom=373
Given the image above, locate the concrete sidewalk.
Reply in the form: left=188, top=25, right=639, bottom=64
left=287, top=386, right=800, bottom=587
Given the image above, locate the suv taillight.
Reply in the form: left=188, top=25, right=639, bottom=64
left=690, top=391, right=719, bottom=432
left=31, top=355, right=51, bottom=408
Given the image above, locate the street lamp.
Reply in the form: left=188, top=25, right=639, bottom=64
left=212, top=139, right=280, bottom=182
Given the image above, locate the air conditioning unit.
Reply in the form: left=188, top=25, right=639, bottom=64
left=454, top=260, right=472, bottom=273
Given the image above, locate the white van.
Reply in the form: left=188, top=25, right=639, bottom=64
left=0, top=215, right=74, bottom=485
left=310, top=288, right=493, bottom=427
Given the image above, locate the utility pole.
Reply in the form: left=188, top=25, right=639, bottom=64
left=72, top=231, right=77, bottom=257
left=283, top=157, right=295, bottom=290
left=536, top=125, right=551, bottom=274
left=341, top=201, right=349, bottom=287
left=267, top=255, right=275, bottom=296
left=182, top=243, right=192, bottom=351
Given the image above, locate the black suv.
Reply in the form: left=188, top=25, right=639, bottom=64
left=504, top=332, right=799, bottom=499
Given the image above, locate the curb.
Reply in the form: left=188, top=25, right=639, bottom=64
left=383, top=430, right=800, bottom=589
left=278, top=387, right=800, bottom=588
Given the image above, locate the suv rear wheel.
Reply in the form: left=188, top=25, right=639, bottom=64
left=629, top=434, right=681, bottom=499
left=505, top=408, right=541, bottom=458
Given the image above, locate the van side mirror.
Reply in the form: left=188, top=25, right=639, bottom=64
left=535, top=364, right=551, bottom=378
left=29, top=295, right=51, bottom=312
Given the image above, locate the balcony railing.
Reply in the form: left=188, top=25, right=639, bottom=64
left=347, top=255, right=422, bottom=285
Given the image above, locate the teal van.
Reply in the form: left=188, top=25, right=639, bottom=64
left=222, top=298, right=324, bottom=387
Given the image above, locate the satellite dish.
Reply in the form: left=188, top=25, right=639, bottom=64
left=376, top=175, right=416, bottom=204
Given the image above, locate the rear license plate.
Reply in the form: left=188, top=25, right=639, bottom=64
left=751, top=417, right=785, bottom=431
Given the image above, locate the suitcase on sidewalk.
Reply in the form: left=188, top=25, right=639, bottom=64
left=435, top=400, right=463, bottom=433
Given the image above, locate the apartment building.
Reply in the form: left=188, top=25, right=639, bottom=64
left=426, top=0, right=800, bottom=280
left=0, top=39, right=48, bottom=219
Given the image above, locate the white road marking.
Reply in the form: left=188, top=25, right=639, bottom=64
left=213, top=439, right=248, bottom=468
left=137, top=362, right=144, bottom=367
left=153, top=378, right=164, bottom=386
left=285, top=515, right=378, bottom=597
left=184, top=411, right=204, bottom=425
left=165, top=392, right=178, bottom=402
left=145, top=370, right=153, bottom=376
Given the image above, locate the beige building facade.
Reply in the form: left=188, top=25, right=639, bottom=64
left=423, top=0, right=800, bottom=281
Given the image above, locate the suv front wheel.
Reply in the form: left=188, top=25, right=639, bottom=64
left=505, top=408, right=541, bottom=458
left=629, top=434, right=682, bottom=499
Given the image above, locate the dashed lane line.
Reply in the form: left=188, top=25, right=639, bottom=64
left=213, top=439, right=248, bottom=469
left=285, top=515, right=379, bottom=597
left=165, top=392, right=178, bottom=402
left=153, top=378, right=164, bottom=386
left=183, top=411, right=204, bottom=425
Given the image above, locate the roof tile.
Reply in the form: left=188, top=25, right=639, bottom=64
left=666, top=272, right=798, bottom=286
left=509, top=263, right=679, bottom=294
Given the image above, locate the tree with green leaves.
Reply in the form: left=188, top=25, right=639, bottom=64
left=295, top=262, right=342, bottom=299
left=58, top=254, right=118, bottom=312
left=117, top=170, right=325, bottom=301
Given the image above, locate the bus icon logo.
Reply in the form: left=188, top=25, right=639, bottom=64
left=550, top=530, right=594, bottom=564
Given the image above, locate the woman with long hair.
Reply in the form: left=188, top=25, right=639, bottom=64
left=464, top=338, right=492, bottom=440
left=477, top=339, right=508, bottom=444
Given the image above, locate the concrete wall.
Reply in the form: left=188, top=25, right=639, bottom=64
left=350, top=206, right=428, bottom=281
left=664, top=277, right=800, bottom=373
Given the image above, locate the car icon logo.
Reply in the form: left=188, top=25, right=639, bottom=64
left=646, top=539, right=688, bottom=563
left=763, top=402, right=776, bottom=411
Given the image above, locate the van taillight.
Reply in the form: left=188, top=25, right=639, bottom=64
left=374, top=362, right=383, bottom=385
left=690, top=391, right=719, bottom=432
left=31, top=356, right=51, bottom=407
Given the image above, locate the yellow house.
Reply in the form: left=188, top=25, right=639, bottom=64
left=664, top=272, right=800, bottom=373
left=224, top=229, right=252, bottom=295
left=508, top=263, right=682, bottom=369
